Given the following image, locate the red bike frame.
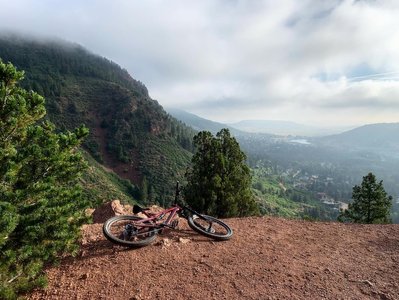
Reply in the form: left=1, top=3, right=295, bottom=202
left=134, top=205, right=182, bottom=230
left=130, top=182, right=210, bottom=232
left=102, top=181, right=233, bottom=246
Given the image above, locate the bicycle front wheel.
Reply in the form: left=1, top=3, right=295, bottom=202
left=103, top=215, right=157, bottom=247
left=187, top=214, right=233, bottom=241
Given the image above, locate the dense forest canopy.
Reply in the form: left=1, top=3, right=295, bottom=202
left=0, top=35, right=195, bottom=203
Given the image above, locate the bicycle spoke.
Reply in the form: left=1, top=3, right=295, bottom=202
left=109, top=220, right=155, bottom=242
left=188, top=214, right=233, bottom=240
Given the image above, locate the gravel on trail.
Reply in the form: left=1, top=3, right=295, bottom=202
left=29, top=216, right=399, bottom=300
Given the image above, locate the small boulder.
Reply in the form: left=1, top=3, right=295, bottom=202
left=92, top=200, right=132, bottom=223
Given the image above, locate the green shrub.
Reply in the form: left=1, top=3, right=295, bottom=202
left=0, top=60, right=89, bottom=298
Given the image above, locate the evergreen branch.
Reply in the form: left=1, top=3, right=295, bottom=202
left=1, top=80, right=10, bottom=111
left=7, top=272, right=22, bottom=284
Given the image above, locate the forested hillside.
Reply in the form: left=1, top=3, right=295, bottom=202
left=318, top=123, right=399, bottom=155
left=169, top=110, right=399, bottom=222
left=0, top=34, right=195, bottom=203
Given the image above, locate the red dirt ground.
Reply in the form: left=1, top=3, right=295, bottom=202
left=29, top=216, right=399, bottom=300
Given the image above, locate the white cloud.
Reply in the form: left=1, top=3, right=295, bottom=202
left=1, top=0, right=399, bottom=126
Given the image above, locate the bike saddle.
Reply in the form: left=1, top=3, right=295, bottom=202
left=133, top=204, right=150, bottom=214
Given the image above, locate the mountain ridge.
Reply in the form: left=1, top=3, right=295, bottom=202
left=167, top=109, right=399, bottom=147
left=165, top=107, right=243, bottom=135
left=318, top=122, right=399, bottom=149
left=0, top=35, right=195, bottom=203
left=167, top=108, right=357, bottom=136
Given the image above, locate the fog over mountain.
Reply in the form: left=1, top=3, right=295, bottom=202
left=1, top=2, right=399, bottom=222
left=1, top=1, right=399, bottom=126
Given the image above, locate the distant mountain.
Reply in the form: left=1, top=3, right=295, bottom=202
left=318, top=123, right=399, bottom=153
left=229, top=120, right=350, bottom=136
left=166, top=108, right=243, bottom=135
left=0, top=34, right=195, bottom=202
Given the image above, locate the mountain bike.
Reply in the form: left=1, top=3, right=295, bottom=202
left=103, top=182, right=233, bottom=247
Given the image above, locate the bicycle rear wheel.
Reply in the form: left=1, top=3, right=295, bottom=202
left=187, top=214, right=233, bottom=241
left=103, top=215, right=157, bottom=247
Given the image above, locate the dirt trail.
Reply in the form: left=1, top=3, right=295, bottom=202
left=29, top=217, right=399, bottom=300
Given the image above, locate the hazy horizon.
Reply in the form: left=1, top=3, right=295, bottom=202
left=1, top=1, right=399, bottom=127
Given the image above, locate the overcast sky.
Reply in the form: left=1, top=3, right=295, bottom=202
left=1, top=0, right=399, bottom=126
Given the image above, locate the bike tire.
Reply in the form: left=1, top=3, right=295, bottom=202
left=187, top=214, right=233, bottom=241
left=103, top=215, right=157, bottom=247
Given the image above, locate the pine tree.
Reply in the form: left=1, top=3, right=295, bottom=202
left=185, top=129, right=258, bottom=217
left=140, top=176, right=149, bottom=204
left=338, top=172, right=392, bottom=224
left=0, top=60, right=88, bottom=298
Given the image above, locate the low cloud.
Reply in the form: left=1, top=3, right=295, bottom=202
left=1, top=0, right=399, bottom=126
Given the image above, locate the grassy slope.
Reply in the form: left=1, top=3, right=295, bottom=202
left=252, top=168, right=334, bottom=220
left=80, top=151, right=138, bottom=206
